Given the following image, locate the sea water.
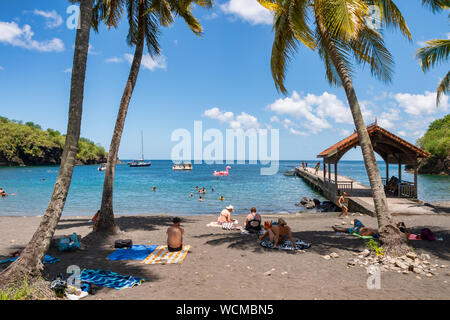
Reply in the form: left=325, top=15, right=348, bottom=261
left=0, top=160, right=448, bottom=216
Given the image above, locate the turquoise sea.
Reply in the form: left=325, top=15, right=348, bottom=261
left=0, top=160, right=449, bottom=217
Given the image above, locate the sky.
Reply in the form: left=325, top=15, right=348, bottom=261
left=0, top=0, right=449, bottom=161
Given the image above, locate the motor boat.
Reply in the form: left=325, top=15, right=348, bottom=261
left=173, top=163, right=192, bottom=171
left=98, top=164, right=106, bottom=171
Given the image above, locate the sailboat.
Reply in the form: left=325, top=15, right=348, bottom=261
left=129, top=131, right=151, bottom=167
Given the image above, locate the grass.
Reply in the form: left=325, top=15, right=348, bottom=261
left=0, top=277, right=33, bottom=300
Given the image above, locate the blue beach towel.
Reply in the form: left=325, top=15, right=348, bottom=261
left=80, top=269, right=145, bottom=290
left=1, top=255, right=59, bottom=265
left=107, top=245, right=158, bottom=261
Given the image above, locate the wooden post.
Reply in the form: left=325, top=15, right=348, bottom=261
left=323, top=160, right=326, bottom=182
left=414, top=161, right=418, bottom=199
left=398, top=161, right=402, bottom=197
left=334, top=162, right=338, bottom=196
left=328, top=162, right=331, bottom=182
left=386, top=161, right=389, bottom=186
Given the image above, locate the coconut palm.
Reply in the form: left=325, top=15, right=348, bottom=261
left=416, top=0, right=450, bottom=105
left=259, top=0, right=412, bottom=255
left=93, top=0, right=212, bottom=233
left=0, top=0, right=95, bottom=284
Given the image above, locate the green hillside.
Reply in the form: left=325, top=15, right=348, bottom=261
left=417, top=114, right=450, bottom=157
left=0, top=116, right=106, bottom=166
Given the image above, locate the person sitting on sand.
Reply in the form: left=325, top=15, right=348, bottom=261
left=259, top=218, right=295, bottom=249
left=332, top=219, right=379, bottom=238
left=167, top=217, right=184, bottom=252
left=338, top=192, right=349, bottom=218
left=218, top=205, right=236, bottom=224
left=245, top=207, right=262, bottom=232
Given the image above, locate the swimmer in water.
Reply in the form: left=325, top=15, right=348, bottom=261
left=199, top=196, right=204, bottom=202
left=0, top=188, right=7, bottom=198
left=152, top=186, right=156, bottom=192
left=189, top=193, right=193, bottom=197
left=212, top=188, right=215, bottom=193
left=219, top=195, right=225, bottom=201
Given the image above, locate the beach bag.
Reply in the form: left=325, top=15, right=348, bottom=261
left=114, top=239, right=133, bottom=248
left=420, top=228, right=435, bottom=241
left=58, top=233, right=81, bottom=252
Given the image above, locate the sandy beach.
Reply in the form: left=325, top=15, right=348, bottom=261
left=0, top=212, right=449, bottom=300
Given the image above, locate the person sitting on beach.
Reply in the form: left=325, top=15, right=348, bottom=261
left=259, top=218, right=295, bottom=249
left=338, top=192, right=349, bottom=218
left=167, top=217, right=184, bottom=252
left=332, top=219, right=379, bottom=237
left=245, top=207, right=262, bottom=232
left=218, top=205, right=236, bottom=224
left=385, top=176, right=400, bottom=193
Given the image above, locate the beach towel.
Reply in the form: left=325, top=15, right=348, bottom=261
left=80, top=269, right=145, bottom=290
left=0, top=254, right=59, bottom=265
left=351, top=233, right=377, bottom=239
left=107, top=245, right=158, bottom=261
left=142, top=245, right=191, bottom=265
left=260, top=239, right=311, bottom=251
left=206, top=222, right=222, bottom=227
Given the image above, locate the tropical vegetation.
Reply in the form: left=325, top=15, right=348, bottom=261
left=417, top=114, right=450, bottom=157
left=0, top=116, right=106, bottom=165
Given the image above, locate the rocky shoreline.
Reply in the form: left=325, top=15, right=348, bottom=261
left=406, top=155, right=450, bottom=175
left=295, top=196, right=340, bottom=212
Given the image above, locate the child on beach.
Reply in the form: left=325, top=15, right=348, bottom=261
left=167, top=217, right=184, bottom=252
left=338, top=192, right=349, bottom=218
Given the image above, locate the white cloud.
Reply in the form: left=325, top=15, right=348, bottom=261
left=88, top=44, right=101, bottom=55
left=339, top=129, right=351, bottom=136
left=203, top=107, right=260, bottom=130
left=0, top=66, right=4, bottom=71
left=289, top=128, right=308, bottom=136
left=378, top=108, right=400, bottom=129
left=220, top=0, right=273, bottom=25
left=125, top=53, right=167, bottom=71
left=282, top=118, right=293, bottom=129
left=63, top=68, right=72, bottom=73
left=33, top=9, right=63, bottom=29
left=204, top=12, right=219, bottom=20
left=270, top=116, right=280, bottom=123
left=394, top=91, right=448, bottom=115
left=0, top=21, right=64, bottom=52
left=106, top=56, right=123, bottom=63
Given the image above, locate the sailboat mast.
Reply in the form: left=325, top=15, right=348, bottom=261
left=141, top=130, right=144, bottom=161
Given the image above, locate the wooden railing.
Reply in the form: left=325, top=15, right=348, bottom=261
left=399, top=181, right=417, bottom=198
left=324, top=179, right=354, bottom=196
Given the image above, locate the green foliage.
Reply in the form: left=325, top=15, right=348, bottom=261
left=417, top=114, right=450, bottom=157
left=366, top=239, right=385, bottom=256
left=0, top=278, right=33, bottom=300
left=0, top=116, right=106, bottom=164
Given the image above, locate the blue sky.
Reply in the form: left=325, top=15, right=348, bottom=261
left=0, top=0, right=448, bottom=160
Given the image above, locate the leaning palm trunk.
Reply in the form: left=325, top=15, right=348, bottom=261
left=315, top=17, right=409, bottom=255
left=94, top=11, right=145, bottom=233
left=0, top=0, right=94, bottom=284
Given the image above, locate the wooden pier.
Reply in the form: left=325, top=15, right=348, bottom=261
left=296, top=122, right=442, bottom=216
left=295, top=167, right=441, bottom=216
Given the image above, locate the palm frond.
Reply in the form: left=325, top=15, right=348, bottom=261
left=416, top=39, right=450, bottom=71
left=421, top=0, right=450, bottom=12
left=368, top=0, right=412, bottom=40
left=437, top=70, right=450, bottom=105
left=349, top=25, right=394, bottom=82
left=289, top=0, right=316, bottom=49
left=167, top=0, right=203, bottom=36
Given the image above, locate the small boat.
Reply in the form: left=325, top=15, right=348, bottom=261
left=129, top=131, right=151, bottom=168
left=98, top=164, right=106, bottom=171
left=173, top=163, right=192, bottom=171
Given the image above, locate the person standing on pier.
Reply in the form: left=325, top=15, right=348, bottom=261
left=338, top=192, right=349, bottom=219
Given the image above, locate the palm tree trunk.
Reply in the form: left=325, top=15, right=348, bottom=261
left=94, top=4, right=145, bottom=233
left=315, top=16, right=409, bottom=255
left=0, top=0, right=94, bottom=285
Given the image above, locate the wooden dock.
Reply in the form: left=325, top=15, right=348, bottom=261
left=295, top=167, right=441, bottom=216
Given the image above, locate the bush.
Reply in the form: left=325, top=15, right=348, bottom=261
left=417, top=114, right=450, bottom=157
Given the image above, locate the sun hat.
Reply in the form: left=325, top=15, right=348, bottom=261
left=226, top=205, right=234, bottom=210
left=278, top=218, right=287, bottom=226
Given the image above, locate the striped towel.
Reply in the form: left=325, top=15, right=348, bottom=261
left=222, top=222, right=235, bottom=230
left=142, top=245, right=191, bottom=265
left=80, top=269, right=145, bottom=290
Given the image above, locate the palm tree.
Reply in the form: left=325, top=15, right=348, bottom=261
left=93, top=0, right=212, bottom=233
left=259, top=0, right=412, bottom=255
left=0, top=0, right=95, bottom=284
left=416, top=0, right=449, bottom=104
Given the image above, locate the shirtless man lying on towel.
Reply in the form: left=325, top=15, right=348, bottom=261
left=332, top=219, right=378, bottom=238
left=167, top=217, right=184, bottom=252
